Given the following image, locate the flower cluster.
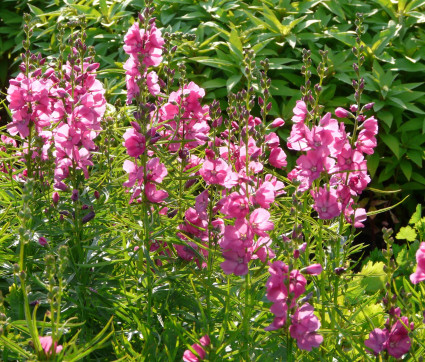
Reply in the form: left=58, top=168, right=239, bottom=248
left=158, top=82, right=210, bottom=152
left=265, top=260, right=323, bottom=351
left=365, top=308, right=413, bottom=358
left=7, top=39, right=105, bottom=187
left=123, top=8, right=164, bottom=104
left=122, top=15, right=168, bottom=204
left=53, top=59, right=106, bottom=188
left=287, top=101, right=377, bottom=226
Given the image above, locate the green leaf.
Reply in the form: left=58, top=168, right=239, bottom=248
left=400, top=159, right=412, bottom=180
left=412, top=171, right=425, bottom=185
left=201, top=79, right=226, bottom=89
left=359, top=261, right=386, bottom=293
left=396, top=226, right=417, bottom=241
left=28, top=4, right=46, bottom=23
left=407, top=149, right=423, bottom=167
left=226, top=74, right=242, bottom=92
left=380, top=134, right=400, bottom=158
left=190, top=57, right=236, bottom=72
left=367, top=152, right=380, bottom=179
left=99, top=0, right=108, bottom=17
left=409, top=204, right=422, bottom=224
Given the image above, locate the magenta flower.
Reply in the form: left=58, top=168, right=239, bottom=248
left=199, top=158, right=230, bottom=186
left=311, top=187, right=341, bottom=220
left=410, top=242, right=425, bottom=284
left=269, top=147, right=287, bottom=168
left=123, top=127, right=146, bottom=158
left=249, top=208, right=274, bottom=236
left=183, top=335, right=210, bottom=362
left=220, top=249, right=251, bottom=276
left=253, top=181, right=275, bottom=209
left=221, top=193, right=250, bottom=219
left=385, top=317, right=412, bottom=358
left=301, top=263, right=323, bottom=276
left=365, top=328, right=388, bottom=355
left=292, top=100, right=308, bottom=123
left=221, top=219, right=254, bottom=250
left=335, top=107, right=349, bottom=118
left=39, top=336, right=63, bottom=356
left=270, top=117, right=285, bottom=128
left=289, top=303, right=323, bottom=351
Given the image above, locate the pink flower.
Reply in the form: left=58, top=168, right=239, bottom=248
left=410, top=242, right=425, bottom=284
left=199, top=158, right=230, bottom=186
left=38, top=237, right=48, bottom=246
left=221, top=193, right=250, bottom=219
left=253, top=182, right=275, bottom=209
left=269, top=147, right=287, bottom=168
left=123, top=127, right=146, bottom=158
left=183, top=335, right=210, bottom=362
left=39, top=336, right=63, bottom=356
left=385, top=317, right=412, bottom=359
left=265, top=132, right=280, bottom=148
left=365, top=328, right=388, bottom=355
left=289, top=303, right=323, bottom=351
left=292, top=100, right=308, bottom=124
left=311, top=187, right=341, bottom=220
left=270, top=117, right=285, bottom=128
left=145, top=182, right=168, bottom=203
left=249, top=208, right=274, bottom=236
left=221, top=219, right=254, bottom=250
left=221, top=249, right=251, bottom=276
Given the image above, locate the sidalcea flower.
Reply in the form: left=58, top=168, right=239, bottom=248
left=365, top=317, right=412, bottom=358
left=385, top=317, right=412, bottom=358
left=311, top=187, right=341, bottom=220
left=365, top=328, right=388, bottom=355
left=292, top=100, right=308, bottom=123
left=289, top=303, right=323, bottom=351
left=410, top=242, right=425, bottom=284
left=39, top=336, right=63, bottom=356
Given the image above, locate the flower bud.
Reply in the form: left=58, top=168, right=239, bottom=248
left=335, top=107, right=349, bottom=118
left=38, top=237, right=48, bottom=246
left=301, top=263, right=323, bottom=276
left=82, top=211, right=95, bottom=224
left=270, top=118, right=284, bottom=128
left=71, top=189, right=79, bottom=202
left=52, top=192, right=60, bottom=205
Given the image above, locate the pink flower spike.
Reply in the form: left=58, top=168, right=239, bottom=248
left=302, top=263, right=323, bottom=276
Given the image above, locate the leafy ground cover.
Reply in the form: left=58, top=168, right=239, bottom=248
left=0, top=1, right=424, bottom=361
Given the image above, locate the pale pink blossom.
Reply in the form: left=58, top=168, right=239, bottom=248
left=410, top=242, right=425, bottom=284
